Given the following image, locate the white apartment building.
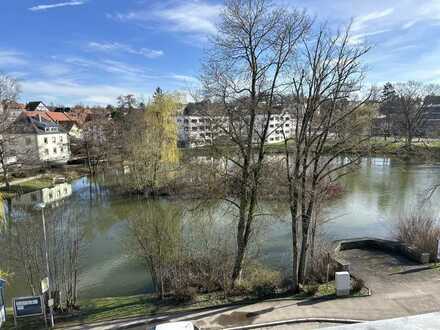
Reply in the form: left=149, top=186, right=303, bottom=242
left=6, top=114, right=71, bottom=165
left=177, top=102, right=296, bottom=147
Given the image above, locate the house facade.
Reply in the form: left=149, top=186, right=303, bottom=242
left=6, top=114, right=71, bottom=165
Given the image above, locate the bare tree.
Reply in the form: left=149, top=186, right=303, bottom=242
left=283, top=25, right=371, bottom=290
left=117, top=94, right=138, bottom=115
left=0, top=74, right=20, bottom=191
left=3, top=202, right=84, bottom=310
left=81, top=114, right=111, bottom=176
left=201, top=0, right=310, bottom=285
left=390, top=81, right=440, bottom=149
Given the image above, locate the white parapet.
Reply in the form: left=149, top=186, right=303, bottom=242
left=335, top=271, right=350, bottom=297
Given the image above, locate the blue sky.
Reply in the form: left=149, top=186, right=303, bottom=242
left=1, top=0, right=440, bottom=105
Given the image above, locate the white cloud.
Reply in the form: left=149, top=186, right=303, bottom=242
left=40, top=63, right=72, bottom=77
left=109, top=1, right=223, bottom=36
left=88, top=41, right=164, bottom=59
left=349, top=29, right=391, bottom=45
left=22, top=79, right=136, bottom=105
left=0, top=50, right=27, bottom=67
left=29, top=1, right=86, bottom=12
left=170, top=74, right=199, bottom=84
left=351, top=8, right=395, bottom=32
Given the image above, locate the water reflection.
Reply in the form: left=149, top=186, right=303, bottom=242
left=13, top=183, right=73, bottom=209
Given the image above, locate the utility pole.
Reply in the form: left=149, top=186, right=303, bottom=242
left=37, top=203, right=55, bottom=328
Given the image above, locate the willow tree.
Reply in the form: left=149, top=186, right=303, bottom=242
left=201, top=0, right=310, bottom=285
left=126, top=88, right=180, bottom=195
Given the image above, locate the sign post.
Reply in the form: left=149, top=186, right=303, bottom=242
left=41, top=277, right=49, bottom=294
left=0, top=279, right=6, bottom=328
left=437, top=239, right=440, bottom=262
left=12, top=296, right=46, bottom=328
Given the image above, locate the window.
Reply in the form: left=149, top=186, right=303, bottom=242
left=191, top=119, right=198, bottom=123
left=61, top=147, right=64, bottom=152
left=184, top=119, right=189, bottom=124
left=270, top=124, right=274, bottom=128
left=52, top=137, right=56, bottom=143
left=285, top=123, right=290, bottom=127
left=53, top=148, right=57, bottom=154
left=44, top=149, right=49, bottom=155
left=192, top=127, right=197, bottom=131
left=60, top=136, right=63, bottom=142
left=44, top=137, right=48, bottom=144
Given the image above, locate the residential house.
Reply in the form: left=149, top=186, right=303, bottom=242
left=26, top=101, right=50, bottom=112
left=25, top=110, right=83, bottom=139
left=6, top=114, right=71, bottom=165
left=0, top=102, right=25, bottom=126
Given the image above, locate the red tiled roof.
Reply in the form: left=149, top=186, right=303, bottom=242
left=23, top=111, right=79, bottom=124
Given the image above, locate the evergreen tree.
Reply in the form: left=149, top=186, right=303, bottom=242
left=380, top=82, right=397, bottom=138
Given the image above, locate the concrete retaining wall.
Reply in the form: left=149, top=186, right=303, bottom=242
left=334, top=238, right=431, bottom=266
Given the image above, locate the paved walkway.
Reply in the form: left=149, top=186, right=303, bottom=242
left=62, top=248, right=440, bottom=330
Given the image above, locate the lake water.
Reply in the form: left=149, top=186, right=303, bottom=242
left=1, top=156, right=440, bottom=303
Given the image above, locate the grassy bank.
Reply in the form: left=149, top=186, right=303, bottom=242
left=0, top=165, right=89, bottom=198
left=0, top=177, right=54, bottom=198
left=1, top=281, right=369, bottom=330
left=181, top=137, right=440, bottom=159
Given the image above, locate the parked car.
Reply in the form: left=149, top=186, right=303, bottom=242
left=149, top=321, right=199, bottom=330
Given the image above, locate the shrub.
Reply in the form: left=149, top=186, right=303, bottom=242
left=253, top=283, right=277, bottom=298
left=307, top=241, right=337, bottom=284
left=351, top=277, right=364, bottom=293
left=242, top=264, right=281, bottom=298
left=396, top=213, right=440, bottom=261
left=173, top=286, right=198, bottom=303
left=303, top=283, right=319, bottom=296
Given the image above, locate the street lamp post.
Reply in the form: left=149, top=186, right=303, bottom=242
left=36, top=202, right=55, bottom=328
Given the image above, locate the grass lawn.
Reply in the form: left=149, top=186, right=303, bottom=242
left=0, top=177, right=54, bottom=198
